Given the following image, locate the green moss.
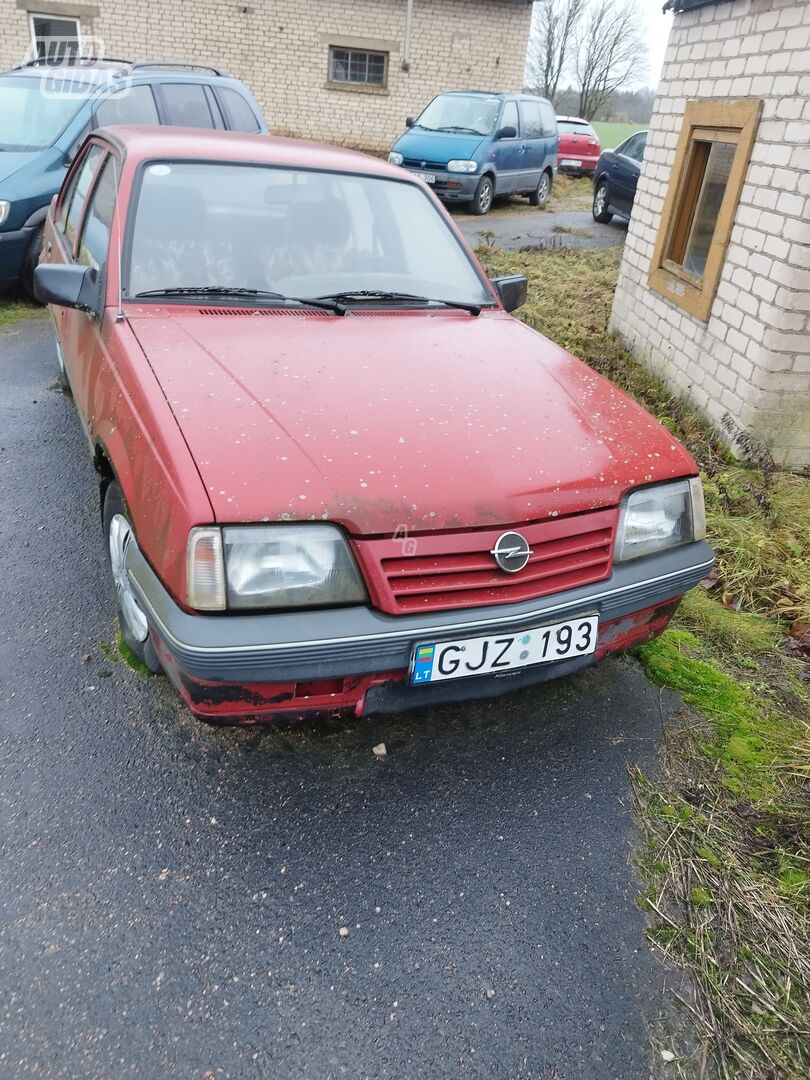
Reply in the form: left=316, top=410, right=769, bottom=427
left=697, top=846, right=722, bottom=870
left=115, top=627, right=155, bottom=677
left=690, top=887, right=714, bottom=907
left=678, top=589, right=779, bottom=656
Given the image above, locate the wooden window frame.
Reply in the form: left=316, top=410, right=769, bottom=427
left=648, top=98, right=762, bottom=322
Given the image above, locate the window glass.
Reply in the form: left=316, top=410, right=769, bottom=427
left=539, top=101, right=557, bottom=137
left=621, top=133, right=647, bottom=162
left=557, top=120, right=591, bottom=135
left=500, top=100, right=519, bottom=136
left=414, top=93, right=501, bottom=137
left=77, top=155, right=117, bottom=272
left=31, top=14, right=80, bottom=62
left=0, top=74, right=90, bottom=151
left=161, top=83, right=214, bottom=128
left=128, top=162, right=491, bottom=305
left=218, top=87, right=260, bottom=132
left=681, top=141, right=735, bottom=278
left=95, top=84, right=159, bottom=127
left=519, top=101, right=543, bottom=140
left=329, top=47, right=387, bottom=87
left=63, top=144, right=104, bottom=243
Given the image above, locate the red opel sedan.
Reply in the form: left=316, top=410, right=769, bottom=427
left=35, top=127, right=713, bottom=724
left=556, top=116, right=601, bottom=177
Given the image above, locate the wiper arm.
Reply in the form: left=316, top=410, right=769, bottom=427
left=314, top=290, right=482, bottom=315
left=133, top=286, right=346, bottom=313
left=438, top=126, right=483, bottom=135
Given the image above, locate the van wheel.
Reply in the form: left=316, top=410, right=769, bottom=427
left=20, top=225, right=45, bottom=300
left=470, top=175, right=494, bottom=215
left=103, top=481, right=163, bottom=675
left=593, top=181, right=613, bottom=223
left=529, top=171, right=552, bottom=207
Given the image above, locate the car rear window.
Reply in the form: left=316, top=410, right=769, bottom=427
left=557, top=120, right=596, bottom=137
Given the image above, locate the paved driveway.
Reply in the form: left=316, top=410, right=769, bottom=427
left=1, top=318, right=675, bottom=1079
left=456, top=208, right=627, bottom=252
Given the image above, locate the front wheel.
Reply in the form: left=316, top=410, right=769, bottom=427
left=103, top=481, right=163, bottom=674
left=592, top=181, right=613, bottom=223
left=529, top=171, right=552, bottom=207
left=470, top=175, right=494, bottom=215
left=20, top=224, right=45, bottom=300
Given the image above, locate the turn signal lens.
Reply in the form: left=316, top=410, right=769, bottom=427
left=387, top=151, right=404, bottom=166
left=187, top=527, right=226, bottom=610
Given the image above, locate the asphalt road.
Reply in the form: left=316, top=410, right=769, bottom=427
left=1, top=317, right=676, bottom=1080
left=456, top=208, right=627, bottom=252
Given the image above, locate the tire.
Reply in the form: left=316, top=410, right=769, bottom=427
left=103, top=481, right=163, bottom=674
left=470, top=175, right=494, bottom=215
left=593, top=181, right=613, bottom=224
left=529, top=171, right=552, bottom=207
left=20, top=224, right=45, bottom=300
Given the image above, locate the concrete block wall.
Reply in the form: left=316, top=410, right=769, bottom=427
left=610, top=0, right=810, bottom=469
left=0, top=0, right=533, bottom=154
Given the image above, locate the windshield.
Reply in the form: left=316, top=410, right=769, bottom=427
left=414, top=94, right=501, bottom=136
left=557, top=120, right=595, bottom=136
left=127, top=162, right=492, bottom=305
left=0, top=75, right=90, bottom=151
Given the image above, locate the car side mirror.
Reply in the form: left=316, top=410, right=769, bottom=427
left=491, top=274, right=527, bottom=312
left=405, top=116, right=416, bottom=128
left=34, top=263, right=101, bottom=314
left=496, top=125, right=517, bottom=140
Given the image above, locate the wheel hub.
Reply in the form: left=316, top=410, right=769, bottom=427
left=109, top=514, right=149, bottom=642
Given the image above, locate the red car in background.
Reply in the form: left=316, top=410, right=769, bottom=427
left=34, top=126, right=712, bottom=725
left=556, top=116, right=601, bottom=177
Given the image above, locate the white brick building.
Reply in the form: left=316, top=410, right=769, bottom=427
left=0, top=0, right=535, bottom=153
left=610, top=0, right=810, bottom=469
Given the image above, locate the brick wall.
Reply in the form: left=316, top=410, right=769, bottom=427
left=1, top=0, right=533, bottom=153
left=610, top=0, right=810, bottom=469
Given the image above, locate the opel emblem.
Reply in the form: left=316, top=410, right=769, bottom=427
left=491, top=531, right=532, bottom=573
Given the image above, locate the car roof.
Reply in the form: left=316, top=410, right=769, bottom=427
left=98, top=126, right=405, bottom=179
left=3, top=59, right=233, bottom=85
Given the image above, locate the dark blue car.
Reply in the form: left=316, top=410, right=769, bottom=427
left=0, top=58, right=267, bottom=294
left=592, top=130, right=647, bottom=224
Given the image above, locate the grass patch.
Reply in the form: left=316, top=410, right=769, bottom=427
left=0, top=295, right=45, bottom=329
left=592, top=121, right=643, bottom=149
left=476, top=238, right=810, bottom=1076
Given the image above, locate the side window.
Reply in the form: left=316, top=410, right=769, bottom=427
left=539, top=101, right=557, bottom=138
left=160, top=83, right=215, bottom=128
left=76, top=155, right=117, bottom=273
left=62, top=143, right=104, bottom=244
left=95, top=84, right=159, bottom=127
left=218, top=87, right=261, bottom=133
left=519, top=101, right=543, bottom=140
left=500, top=100, right=519, bottom=137
left=621, top=133, right=646, bottom=162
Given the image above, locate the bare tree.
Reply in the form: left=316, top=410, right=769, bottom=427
left=526, top=0, right=587, bottom=105
left=575, top=0, right=648, bottom=120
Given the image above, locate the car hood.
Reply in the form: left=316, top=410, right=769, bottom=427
left=392, top=128, right=485, bottom=164
left=128, top=308, right=697, bottom=535
left=0, top=150, right=39, bottom=185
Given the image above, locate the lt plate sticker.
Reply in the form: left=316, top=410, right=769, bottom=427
left=410, top=615, right=599, bottom=685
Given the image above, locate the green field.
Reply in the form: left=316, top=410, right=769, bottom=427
left=592, top=121, right=645, bottom=150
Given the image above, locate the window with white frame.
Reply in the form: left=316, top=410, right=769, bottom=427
left=29, top=13, right=81, bottom=62
left=328, top=46, right=387, bottom=88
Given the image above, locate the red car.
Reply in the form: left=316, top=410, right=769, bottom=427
left=556, top=116, right=601, bottom=177
left=35, top=127, right=713, bottom=724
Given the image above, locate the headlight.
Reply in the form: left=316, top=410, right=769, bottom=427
left=447, top=160, right=478, bottom=173
left=0, top=201, right=10, bottom=227
left=615, top=478, right=705, bottom=562
left=387, top=151, right=404, bottom=166
left=187, top=524, right=367, bottom=611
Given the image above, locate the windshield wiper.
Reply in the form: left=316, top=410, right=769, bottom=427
left=313, top=290, right=483, bottom=315
left=133, top=286, right=346, bottom=313
left=437, top=126, right=485, bottom=135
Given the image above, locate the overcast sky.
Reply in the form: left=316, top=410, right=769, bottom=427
left=645, top=4, right=674, bottom=87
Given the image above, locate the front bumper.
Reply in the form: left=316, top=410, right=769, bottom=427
left=401, top=166, right=480, bottom=202
left=0, top=226, right=33, bottom=290
left=126, top=540, right=714, bottom=722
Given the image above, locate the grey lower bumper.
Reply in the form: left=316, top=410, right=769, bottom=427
left=126, top=541, right=714, bottom=683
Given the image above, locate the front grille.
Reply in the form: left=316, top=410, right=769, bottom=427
left=353, top=509, right=617, bottom=615
left=403, top=158, right=447, bottom=171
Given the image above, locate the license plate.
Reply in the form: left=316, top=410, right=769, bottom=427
left=415, top=171, right=435, bottom=184
left=410, top=614, right=599, bottom=685
left=561, top=158, right=582, bottom=167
